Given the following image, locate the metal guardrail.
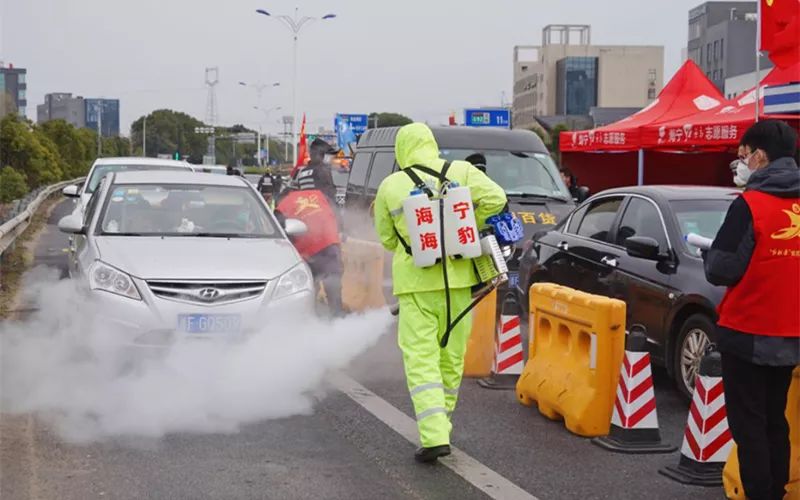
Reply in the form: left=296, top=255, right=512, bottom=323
left=0, top=178, right=84, bottom=258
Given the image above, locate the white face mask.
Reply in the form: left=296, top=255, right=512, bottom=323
left=731, top=160, right=751, bottom=187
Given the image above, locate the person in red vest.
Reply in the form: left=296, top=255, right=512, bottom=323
left=704, top=119, right=800, bottom=500
left=276, top=140, right=344, bottom=317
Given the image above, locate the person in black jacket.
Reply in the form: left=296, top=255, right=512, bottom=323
left=704, top=119, right=800, bottom=500
left=281, top=138, right=344, bottom=317
left=272, top=172, right=283, bottom=199
left=291, top=138, right=338, bottom=204
left=559, top=165, right=581, bottom=201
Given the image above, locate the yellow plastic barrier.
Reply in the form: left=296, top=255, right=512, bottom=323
left=341, top=238, right=386, bottom=312
left=462, top=289, right=498, bottom=378
left=723, top=367, right=800, bottom=500
left=516, top=283, right=626, bottom=437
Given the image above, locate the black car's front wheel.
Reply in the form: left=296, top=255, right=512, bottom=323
left=673, top=313, right=714, bottom=399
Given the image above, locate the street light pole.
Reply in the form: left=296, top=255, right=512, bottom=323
left=255, top=8, right=337, bottom=166
left=238, top=81, right=280, bottom=107
left=97, top=103, right=102, bottom=157
left=254, top=105, right=282, bottom=166
left=239, top=82, right=280, bottom=167
left=257, top=124, right=262, bottom=168
left=291, top=29, right=298, bottom=165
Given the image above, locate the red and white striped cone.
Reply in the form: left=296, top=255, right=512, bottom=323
left=659, top=348, right=733, bottom=487
left=592, top=326, right=675, bottom=453
left=478, top=297, right=524, bottom=390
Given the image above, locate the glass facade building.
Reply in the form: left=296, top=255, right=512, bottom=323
left=85, top=98, right=120, bottom=137
left=555, top=57, right=598, bottom=115
left=0, top=66, right=28, bottom=118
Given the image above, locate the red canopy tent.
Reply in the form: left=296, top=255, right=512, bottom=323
left=559, top=60, right=799, bottom=193
left=641, top=62, right=800, bottom=151
left=561, top=60, right=725, bottom=153
left=559, top=61, right=726, bottom=190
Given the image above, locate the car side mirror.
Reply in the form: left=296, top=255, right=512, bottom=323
left=62, top=184, right=80, bottom=198
left=575, top=186, right=590, bottom=203
left=624, top=236, right=661, bottom=260
left=284, top=218, right=308, bottom=236
left=58, top=214, right=85, bottom=234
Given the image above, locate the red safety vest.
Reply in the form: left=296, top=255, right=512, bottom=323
left=717, top=190, right=800, bottom=337
left=276, top=189, right=340, bottom=260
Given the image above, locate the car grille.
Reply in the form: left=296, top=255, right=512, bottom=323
left=147, top=280, right=268, bottom=304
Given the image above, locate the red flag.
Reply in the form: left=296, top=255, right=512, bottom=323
left=291, top=114, right=308, bottom=177
left=761, top=0, right=800, bottom=69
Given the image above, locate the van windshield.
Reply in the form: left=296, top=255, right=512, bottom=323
left=439, top=149, right=571, bottom=200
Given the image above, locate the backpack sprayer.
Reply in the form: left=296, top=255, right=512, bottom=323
left=388, top=163, right=523, bottom=347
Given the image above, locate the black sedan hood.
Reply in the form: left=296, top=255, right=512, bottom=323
left=505, top=196, right=575, bottom=271
left=507, top=197, right=575, bottom=239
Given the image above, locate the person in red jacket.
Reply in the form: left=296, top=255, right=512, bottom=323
left=704, top=119, right=800, bottom=500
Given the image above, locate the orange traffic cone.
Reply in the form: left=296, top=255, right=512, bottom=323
left=478, top=297, right=524, bottom=390
left=660, top=348, right=733, bottom=486
left=593, top=326, right=675, bottom=453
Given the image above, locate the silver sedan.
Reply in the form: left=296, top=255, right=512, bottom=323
left=58, top=170, right=314, bottom=352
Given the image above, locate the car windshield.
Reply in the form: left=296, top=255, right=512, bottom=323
left=439, top=149, right=571, bottom=200
left=87, top=164, right=190, bottom=193
left=98, top=183, right=279, bottom=238
left=670, top=199, right=732, bottom=249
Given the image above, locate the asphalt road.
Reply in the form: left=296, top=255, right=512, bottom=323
left=0, top=198, right=726, bottom=500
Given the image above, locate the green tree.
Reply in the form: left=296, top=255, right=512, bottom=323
left=550, top=124, right=569, bottom=163
left=0, top=114, right=63, bottom=188
left=367, top=112, right=413, bottom=129
left=0, top=166, right=28, bottom=202
left=37, top=120, right=94, bottom=178
left=130, top=110, right=207, bottom=163
left=101, top=136, right=131, bottom=157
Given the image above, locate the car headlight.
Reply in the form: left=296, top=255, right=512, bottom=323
left=272, top=263, right=312, bottom=300
left=89, top=261, right=142, bottom=300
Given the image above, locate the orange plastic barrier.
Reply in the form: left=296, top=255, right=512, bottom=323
left=517, top=283, right=626, bottom=437
left=341, top=238, right=386, bottom=312
left=462, top=289, right=498, bottom=378
left=723, top=367, right=800, bottom=500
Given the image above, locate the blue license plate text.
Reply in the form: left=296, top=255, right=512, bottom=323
left=179, top=314, right=241, bottom=334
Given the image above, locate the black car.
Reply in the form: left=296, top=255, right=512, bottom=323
left=517, top=185, right=739, bottom=397
left=344, top=126, right=587, bottom=301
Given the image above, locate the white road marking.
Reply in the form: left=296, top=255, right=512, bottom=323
left=331, top=373, right=539, bottom=500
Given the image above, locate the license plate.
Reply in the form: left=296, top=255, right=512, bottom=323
left=178, top=314, right=241, bottom=334
left=508, top=272, right=519, bottom=288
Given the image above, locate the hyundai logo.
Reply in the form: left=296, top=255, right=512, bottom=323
left=197, top=288, right=221, bottom=301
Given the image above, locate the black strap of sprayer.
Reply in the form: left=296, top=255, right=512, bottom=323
left=397, top=163, right=470, bottom=349
left=393, top=163, right=451, bottom=256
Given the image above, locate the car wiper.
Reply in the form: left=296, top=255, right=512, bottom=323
left=102, top=232, right=145, bottom=236
left=188, top=233, right=259, bottom=238
left=506, top=192, right=569, bottom=202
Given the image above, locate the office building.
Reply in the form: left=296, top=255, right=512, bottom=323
left=85, top=98, right=120, bottom=137
left=513, top=25, right=663, bottom=130
left=37, top=93, right=86, bottom=127
left=0, top=63, right=27, bottom=119
left=687, top=1, right=771, bottom=92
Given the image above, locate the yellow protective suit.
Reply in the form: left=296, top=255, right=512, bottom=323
left=374, top=123, right=507, bottom=447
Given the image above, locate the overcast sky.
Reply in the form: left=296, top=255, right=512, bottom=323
left=2, top=0, right=730, bottom=136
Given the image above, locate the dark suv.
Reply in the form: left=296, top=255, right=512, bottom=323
left=517, top=185, right=738, bottom=396
left=344, top=126, right=583, bottom=300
